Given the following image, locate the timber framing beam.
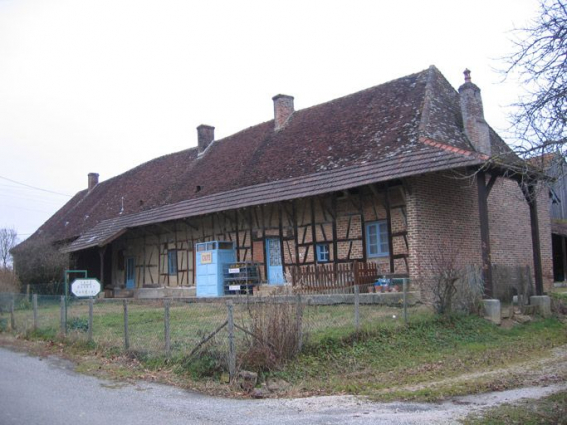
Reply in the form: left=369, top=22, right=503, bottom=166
left=476, top=171, right=494, bottom=298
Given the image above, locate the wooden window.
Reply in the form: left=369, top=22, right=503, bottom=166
left=366, top=221, right=389, bottom=257
left=316, top=243, right=330, bottom=263
left=168, top=250, right=178, bottom=275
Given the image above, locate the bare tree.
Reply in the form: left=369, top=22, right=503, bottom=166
left=503, top=0, right=567, bottom=170
left=0, top=228, right=18, bottom=269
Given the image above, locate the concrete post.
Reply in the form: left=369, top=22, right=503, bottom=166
left=483, top=299, right=501, bottom=325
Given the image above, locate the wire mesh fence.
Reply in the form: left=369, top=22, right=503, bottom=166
left=0, top=287, right=425, bottom=379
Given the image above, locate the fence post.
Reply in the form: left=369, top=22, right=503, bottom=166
left=32, top=294, right=38, bottom=331
left=60, top=296, right=66, bottom=336
left=403, top=278, right=408, bottom=325
left=10, top=296, right=15, bottom=331
left=164, top=300, right=171, bottom=356
left=227, top=301, right=236, bottom=382
left=123, top=300, right=129, bottom=351
left=88, top=298, right=94, bottom=343
left=296, top=294, right=303, bottom=352
left=354, top=285, right=360, bottom=333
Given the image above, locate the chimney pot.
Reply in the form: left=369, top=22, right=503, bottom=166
left=458, top=69, right=491, bottom=156
left=272, top=94, right=294, bottom=131
left=88, top=173, right=99, bottom=192
left=197, top=124, right=215, bottom=154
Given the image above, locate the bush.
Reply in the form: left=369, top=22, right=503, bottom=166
left=239, top=298, right=303, bottom=372
left=0, top=268, right=20, bottom=293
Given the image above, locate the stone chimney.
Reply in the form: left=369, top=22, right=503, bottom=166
left=197, top=124, right=215, bottom=154
left=272, top=94, right=294, bottom=131
left=458, top=69, right=491, bottom=156
left=88, top=173, right=99, bottom=193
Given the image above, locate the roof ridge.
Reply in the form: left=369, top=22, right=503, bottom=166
left=417, top=65, right=437, bottom=136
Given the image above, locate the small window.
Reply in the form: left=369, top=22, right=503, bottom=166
left=168, top=250, right=178, bottom=275
left=366, top=221, right=389, bottom=257
left=316, top=243, right=330, bottom=263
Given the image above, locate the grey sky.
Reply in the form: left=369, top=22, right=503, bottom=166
left=0, top=0, right=539, bottom=239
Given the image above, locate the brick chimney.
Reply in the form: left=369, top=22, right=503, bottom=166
left=272, top=94, right=294, bottom=131
left=88, top=173, right=99, bottom=193
left=197, top=124, right=215, bottom=154
left=458, top=69, right=491, bottom=156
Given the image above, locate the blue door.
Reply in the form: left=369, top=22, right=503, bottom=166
left=126, top=257, right=135, bottom=289
left=266, top=238, right=284, bottom=284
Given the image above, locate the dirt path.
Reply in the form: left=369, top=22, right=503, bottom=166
left=381, top=343, right=567, bottom=399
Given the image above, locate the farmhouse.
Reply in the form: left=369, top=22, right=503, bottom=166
left=14, top=66, right=553, bottom=298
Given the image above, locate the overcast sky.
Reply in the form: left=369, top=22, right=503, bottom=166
left=0, top=0, right=539, bottom=240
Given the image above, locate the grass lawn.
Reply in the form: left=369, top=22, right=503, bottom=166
left=461, top=390, right=567, bottom=424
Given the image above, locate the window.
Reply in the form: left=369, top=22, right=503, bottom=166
left=316, top=243, right=330, bottom=263
left=168, top=250, right=178, bottom=275
left=366, top=221, right=389, bottom=257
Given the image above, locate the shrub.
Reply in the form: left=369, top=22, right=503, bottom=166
left=239, top=298, right=303, bottom=372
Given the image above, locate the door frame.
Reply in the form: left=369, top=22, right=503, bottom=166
left=265, top=237, right=284, bottom=285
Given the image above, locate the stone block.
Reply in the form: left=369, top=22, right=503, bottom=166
left=530, top=296, right=552, bottom=318
left=483, top=299, right=501, bottom=325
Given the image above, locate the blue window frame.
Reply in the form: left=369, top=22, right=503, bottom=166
left=366, top=221, right=389, bottom=257
left=168, top=250, right=178, bottom=275
left=316, top=243, right=330, bottom=263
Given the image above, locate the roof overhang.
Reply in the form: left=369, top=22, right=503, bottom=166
left=62, top=144, right=484, bottom=254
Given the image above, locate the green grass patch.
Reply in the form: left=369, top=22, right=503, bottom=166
left=462, top=390, right=567, bottom=424
left=271, top=314, right=567, bottom=400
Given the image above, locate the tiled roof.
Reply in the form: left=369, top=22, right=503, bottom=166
left=19, top=66, right=510, bottom=253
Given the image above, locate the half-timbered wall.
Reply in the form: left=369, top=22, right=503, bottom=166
left=108, top=184, right=408, bottom=288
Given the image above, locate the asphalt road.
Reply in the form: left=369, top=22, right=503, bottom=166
left=5, top=346, right=560, bottom=425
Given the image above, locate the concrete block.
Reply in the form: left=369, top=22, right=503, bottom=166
left=483, top=299, right=501, bottom=325
left=530, top=296, right=552, bottom=318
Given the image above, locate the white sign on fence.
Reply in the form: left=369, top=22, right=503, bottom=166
left=71, top=278, right=101, bottom=297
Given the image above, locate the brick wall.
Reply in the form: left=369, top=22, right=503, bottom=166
left=406, top=171, right=553, bottom=293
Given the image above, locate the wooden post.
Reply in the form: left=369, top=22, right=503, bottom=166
left=520, top=182, right=544, bottom=295
left=123, top=300, right=129, bottom=351
left=354, top=285, right=360, bottom=333
left=227, top=302, right=236, bottom=381
left=403, top=278, right=408, bottom=324
left=99, top=246, right=106, bottom=287
left=562, top=236, right=567, bottom=282
left=296, top=294, right=303, bottom=353
left=476, top=172, right=493, bottom=298
left=164, top=300, right=171, bottom=356
left=88, top=298, right=94, bottom=342
left=10, top=297, right=15, bottom=331
left=527, top=185, right=544, bottom=295
left=32, top=294, right=38, bottom=331
left=384, top=183, right=395, bottom=273
left=60, top=296, right=66, bottom=336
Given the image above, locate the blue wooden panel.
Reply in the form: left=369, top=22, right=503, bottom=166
left=195, top=241, right=236, bottom=297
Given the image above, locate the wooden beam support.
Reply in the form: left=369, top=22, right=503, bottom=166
left=384, top=182, right=395, bottom=273
left=477, top=171, right=493, bottom=298
left=359, top=191, right=367, bottom=263
left=332, top=193, right=338, bottom=264
left=98, top=245, right=107, bottom=286
left=520, top=182, right=544, bottom=295
left=486, top=174, right=498, bottom=197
